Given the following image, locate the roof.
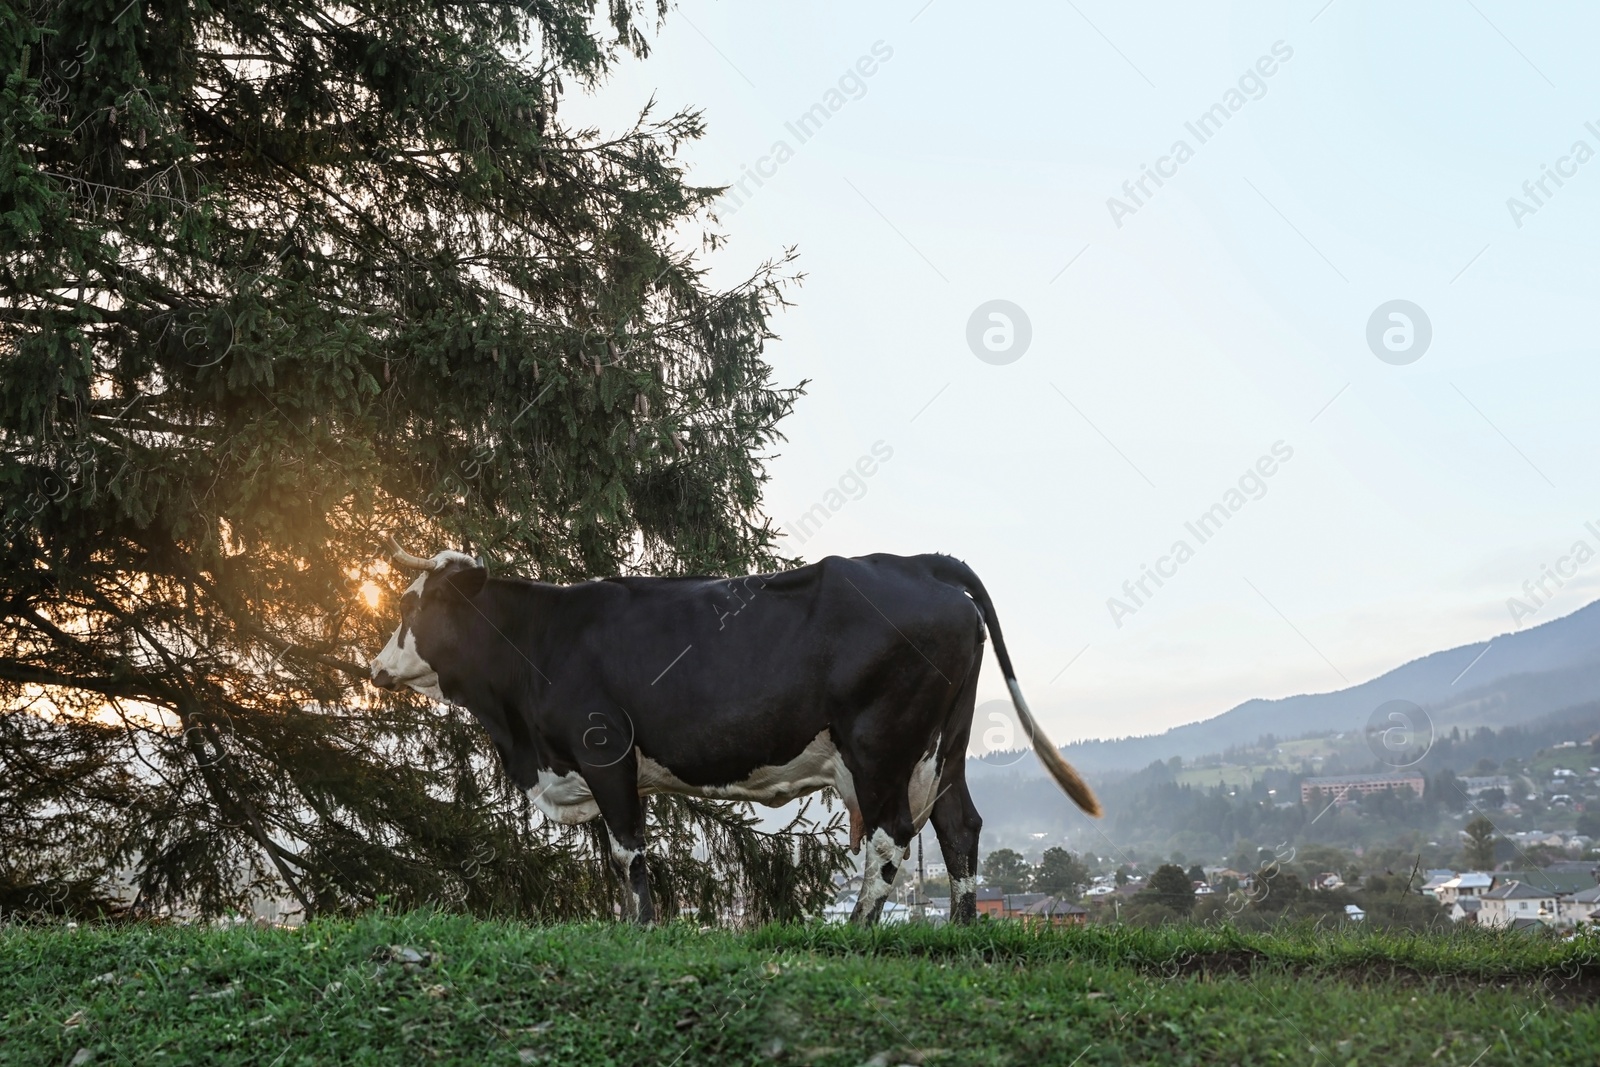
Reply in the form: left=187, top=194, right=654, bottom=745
left=1508, top=917, right=1546, bottom=931
left=1482, top=880, right=1556, bottom=901
left=1569, top=885, right=1600, bottom=904
left=1441, top=872, right=1493, bottom=889
left=1536, top=857, right=1600, bottom=876
left=1453, top=898, right=1482, bottom=913
left=1004, top=893, right=1049, bottom=910
left=975, top=887, right=1006, bottom=901
left=1020, top=896, right=1088, bottom=917
left=1301, top=773, right=1424, bottom=786
left=1499, top=870, right=1599, bottom=894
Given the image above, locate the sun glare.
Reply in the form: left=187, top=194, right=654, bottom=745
left=359, top=580, right=383, bottom=610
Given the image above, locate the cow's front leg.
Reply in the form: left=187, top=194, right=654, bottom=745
left=591, top=772, right=655, bottom=924
left=605, top=822, right=653, bottom=925
left=848, top=779, right=914, bottom=927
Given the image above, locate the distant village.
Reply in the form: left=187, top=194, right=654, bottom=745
left=830, top=757, right=1600, bottom=932
left=827, top=852, right=1600, bottom=933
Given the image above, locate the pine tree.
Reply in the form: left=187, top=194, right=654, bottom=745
left=1461, top=815, right=1498, bottom=871
left=0, top=0, right=845, bottom=921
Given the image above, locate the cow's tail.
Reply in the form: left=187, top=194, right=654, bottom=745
left=935, top=557, right=1103, bottom=818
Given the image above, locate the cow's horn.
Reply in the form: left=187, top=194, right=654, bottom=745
left=387, top=535, right=440, bottom=571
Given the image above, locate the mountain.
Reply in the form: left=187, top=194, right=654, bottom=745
left=1029, top=598, right=1600, bottom=776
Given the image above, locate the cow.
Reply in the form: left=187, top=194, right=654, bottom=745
left=368, top=541, right=1101, bottom=924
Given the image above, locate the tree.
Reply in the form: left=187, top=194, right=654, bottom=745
left=1577, top=812, right=1600, bottom=839
left=1431, top=768, right=1463, bottom=810
left=1034, top=847, right=1091, bottom=899
left=981, top=849, right=1033, bottom=893
left=1461, top=816, right=1498, bottom=871
left=1185, top=864, right=1207, bottom=886
left=1521, top=843, right=1567, bottom=869
left=1140, top=863, right=1194, bottom=915
left=1250, top=867, right=1302, bottom=914
left=0, top=0, right=845, bottom=921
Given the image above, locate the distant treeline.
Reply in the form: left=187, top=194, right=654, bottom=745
left=972, top=702, right=1600, bottom=863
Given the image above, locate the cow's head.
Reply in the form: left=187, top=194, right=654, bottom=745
left=368, top=537, right=488, bottom=698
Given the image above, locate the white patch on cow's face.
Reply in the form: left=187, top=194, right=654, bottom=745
left=370, top=573, right=444, bottom=697
left=526, top=770, right=600, bottom=824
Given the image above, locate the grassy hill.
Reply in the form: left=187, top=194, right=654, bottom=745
left=4, top=912, right=1599, bottom=1065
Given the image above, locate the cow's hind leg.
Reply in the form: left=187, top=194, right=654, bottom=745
left=929, top=643, right=983, bottom=924
left=931, top=778, right=982, bottom=923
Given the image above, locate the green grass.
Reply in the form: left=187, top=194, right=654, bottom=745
left=4, top=913, right=1599, bottom=1066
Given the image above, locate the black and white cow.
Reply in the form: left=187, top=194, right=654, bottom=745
left=368, top=543, right=1101, bottom=924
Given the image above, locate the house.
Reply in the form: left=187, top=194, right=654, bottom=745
left=1084, top=885, right=1116, bottom=898
left=1434, top=872, right=1492, bottom=906
left=1559, top=884, right=1600, bottom=926
left=823, top=894, right=856, bottom=923
left=1458, top=775, right=1512, bottom=796
left=1419, top=870, right=1456, bottom=898
left=825, top=895, right=914, bottom=924
left=975, top=887, right=1006, bottom=918
left=1017, top=896, right=1089, bottom=927
left=1539, top=860, right=1600, bottom=877
left=1508, top=831, right=1566, bottom=850
left=1478, top=881, right=1560, bottom=929
left=1343, top=904, right=1365, bottom=922
left=1309, top=872, right=1344, bottom=891
left=880, top=902, right=912, bottom=925
left=1449, top=898, right=1482, bottom=924
left=1002, top=893, right=1049, bottom=917
left=1497, top=869, right=1598, bottom=895
left=1299, top=773, right=1425, bottom=805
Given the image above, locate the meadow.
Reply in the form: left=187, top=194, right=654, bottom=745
left=4, top=914, right=1598, bottom=1066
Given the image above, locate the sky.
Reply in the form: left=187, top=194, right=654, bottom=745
left=563, top=0, right=1600, bottom=746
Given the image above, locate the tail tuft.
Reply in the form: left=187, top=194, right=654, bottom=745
left=1008, top=680, right=1102, bottom=818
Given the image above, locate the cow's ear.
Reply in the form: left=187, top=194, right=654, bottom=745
left=443, top=565, right=487, bottom=600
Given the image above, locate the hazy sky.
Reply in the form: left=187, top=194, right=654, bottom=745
left=565, top=0, right=1600, bottom=745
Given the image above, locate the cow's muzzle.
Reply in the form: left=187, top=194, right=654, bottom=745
left=370, top=668, right=399, bottom=690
